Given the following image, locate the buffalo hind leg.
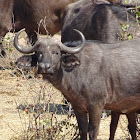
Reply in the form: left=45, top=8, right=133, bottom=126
left=109, top=112, right=120, bottom=140
left=126, top=112, right=137, bottom=140
left=74, top=108, right=88, bottom=140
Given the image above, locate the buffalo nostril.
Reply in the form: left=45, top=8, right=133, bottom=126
left=38, top=63, right=51, bottom=70
left=45, top=63, right=51, bottom=69
left=39, top=63, right=45, bottom=69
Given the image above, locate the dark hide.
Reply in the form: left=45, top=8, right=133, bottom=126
left=15, top=36, right=140, bottom=140
left=62, top=1, right=139, bottom=43
left=0, top=0, right=79, bottom=56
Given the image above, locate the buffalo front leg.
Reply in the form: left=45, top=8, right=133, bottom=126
left=88, top=104, right=103, bottom=140
left=0, top=24, right=11, bottom=57
left=126, top=112, right=137, bottom=140
left=0, top=34, right=7, bottom=57
left=109, top=111, right=120, bottom=140
left=0, top=42, right=6, bottom=57
left=74, top=109, right=88, bottom=140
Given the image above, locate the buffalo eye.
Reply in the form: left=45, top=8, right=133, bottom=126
left=37, top=52, right=43, bottom=61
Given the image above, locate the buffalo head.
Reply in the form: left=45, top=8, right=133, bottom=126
left=14, top=29, right=85, bottom=75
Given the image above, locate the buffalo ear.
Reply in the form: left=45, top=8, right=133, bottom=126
left=61, top=54, right=80, bottom=72
left=15, top=54, right=38, bottom=70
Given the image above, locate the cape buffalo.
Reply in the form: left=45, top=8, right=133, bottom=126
left=14, top=29, right=140, bottom=140
left=61, top=1, right=139, bottom=43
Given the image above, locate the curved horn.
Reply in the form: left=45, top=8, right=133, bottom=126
left=60, top=29, right=86, bottom=54
left=14, top=28, right=38, bottom=54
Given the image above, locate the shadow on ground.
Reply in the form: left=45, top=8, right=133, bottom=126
left=17, top=103, right=74, bottom=115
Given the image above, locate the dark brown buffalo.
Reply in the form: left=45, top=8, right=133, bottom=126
left=0, top=0, right=78, bottom=56
left=61, top=0, right=139, bottom=43
left=14, top=29, right=140, bottom=140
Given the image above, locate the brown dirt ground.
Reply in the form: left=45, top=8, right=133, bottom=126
left=0, top=32, right=139, bottom=140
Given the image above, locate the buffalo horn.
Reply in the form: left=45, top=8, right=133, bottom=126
left=14, top=28, right=37, bottom=54
left=60, top=29, right=85, bottom=54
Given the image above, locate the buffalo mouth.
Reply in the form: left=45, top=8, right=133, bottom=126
left=37, top=70, right=54, bottom=76
left=38, top=72, right=54, bottom=79
left=37, top=65, right=54, bottom=76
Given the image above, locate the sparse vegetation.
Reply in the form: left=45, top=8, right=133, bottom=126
left=119, top=23, right=134, bottom=41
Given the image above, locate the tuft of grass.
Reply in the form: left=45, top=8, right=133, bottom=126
left=119, top=23, right=134, bottom=41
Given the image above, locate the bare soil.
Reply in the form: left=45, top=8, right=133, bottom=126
left=0, top=32, right=139, bottom=140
